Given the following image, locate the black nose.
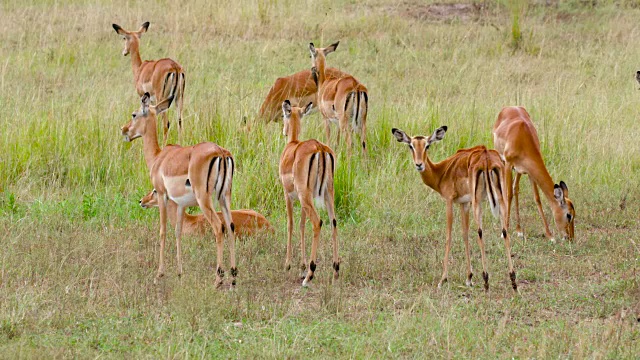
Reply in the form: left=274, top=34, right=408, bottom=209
left=637, top=70, right=640, bottom=75
left=139, top=200, right=141, bottom=204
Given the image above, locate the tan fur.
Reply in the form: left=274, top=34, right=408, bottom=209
left=392, top=127, right=517, bottom=291
left=112, top=22, right=185, bottom=144
left=121, top=94, right=236, bottom=287
left=279, top=101, right=339, bottom=286
left=309, top=42, right=368, bottom=155
left=259, top=68, right=346, bottom=122
left=140, top=190, right=274, bottom=237
left=493, top=106, right=575, bottom=241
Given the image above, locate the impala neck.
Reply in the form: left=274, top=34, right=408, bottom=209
left=142, top=117, right=161, bottom=171
left=315, top=55, right=327, bottom=88
left=419, top=155, right=444, bottom=194
left=129, top=38, right=143, bottom=78
left=287, top=119, right=301, bottom=143
left=527, top=163, right=560, bottom=211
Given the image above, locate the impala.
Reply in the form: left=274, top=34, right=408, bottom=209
left=309, top=42, right=368, bottom=155
left=493, top=106, right=575, bottom=241
left=279, top=100, right=339, bottom=286
left=121, top=93, right=236, bottom=287
left=259, top=68, right=347, bottom=122
left=112, top=22, right=185, bottom=144
left=140, top=189, right=274, bottom=237
left=392, top=126, right=517, bottom=291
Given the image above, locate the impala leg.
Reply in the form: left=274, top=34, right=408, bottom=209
left=177, top=73, right=185, bottom=144
left=499, top=191, right=518, bottom=292
left=513, top=173, right=523, bottom=237
left=175, top=204, right=185, bottom=277
left=156, top=194, right=168, bottom=280
left=360, top=113, right=367, bottom=157
left=284, top=194, right=294, bottom=271
left=324, top=118, right=332, bottom=146
left=300, top=196, right=321, bottom=287
left=324, top=185, right=339, bottom=281
left=460, top=203, right=473, bottom=286
left=531, top=178, right=553, bottom=240
left=438, top=200, right=454, bottom=288
left=471, top=198, right=489, bottom=291
left=219, top=195, right=237, bottom=287
left=503, top=162, right=514, bottom=232
left=200, top=196, right=225, bottom=288
left=299, top=206, right=307, bottom=278
left=161, top=111, right=169, bottom=146
left=341, top=114, right=352, bottom=156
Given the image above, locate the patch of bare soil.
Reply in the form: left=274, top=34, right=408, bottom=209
left=393, top=2, right=487, bottom=23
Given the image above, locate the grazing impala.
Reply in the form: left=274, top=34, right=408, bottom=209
left=140, top=189, right=274, bottom=237
left=112, top=22, right=185, bottom=144
left=259, top=68, right=347, bottom=122
left=392, top=126, right=517, bottom=291
left=493, top=106, right=575, bottom=241
left=121, top=93, right=236, bottom=287
left=279, top=100, right=339, bottom=286
left=309, top=42, right=368, bottom=155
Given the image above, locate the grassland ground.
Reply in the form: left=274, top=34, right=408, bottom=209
left=0, top=0, right=639, bottom=357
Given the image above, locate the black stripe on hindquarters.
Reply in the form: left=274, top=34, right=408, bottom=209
left=355, top=91, right=360, bottom=127
left=493, top=168, right=502, bottom=198
left=206, top=157, right=217, bottom=193
left=307, top=153, right=316, bottom=188
left=328, top=152, right=335, bottom=174
left=318, top=153, right=326, bottom=197
left=217, top=156, right=227, bottom=200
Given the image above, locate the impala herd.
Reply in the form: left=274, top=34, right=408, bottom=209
left=113, top=22, right=576, bottom=292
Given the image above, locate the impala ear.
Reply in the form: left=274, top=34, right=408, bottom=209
left=112, top=23, right=126, bottom=36
left=392, top=128, right=411, bottom=144
left=324, top=41, right=340, bottom=55
left=428, top=126, right=447, bottom=144
left=140, top=92, right=151, bottom=109
left=302, top=102, right=313, bottom=117
left=282, top=100, right=292, bottom=118
left=154, top=95, right=173, bottom=115
left=138, top=22, right=149, bottom=34
left=553, top=184, right=566, bottom=205
left=559, top=181, right=569, bottom=197
left=309, top=43, right=317, bottom=58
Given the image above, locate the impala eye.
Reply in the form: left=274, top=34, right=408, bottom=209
left=408, top=144, right=414, bottom=151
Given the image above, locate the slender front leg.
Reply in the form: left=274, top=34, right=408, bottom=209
left=460, top=203, right=473, bottom=286
left=438, top=200, right=454, bottom=288
left=284, top=194, right=294, bottom=271
left=531, top=178, right=553, bottom=240
left=513, top=172, right=523, bottom=236
left=503, top=162, right=514, bottom=231
left=175, top=204, right=185, bottom=277
left=156, top=193, right=168, bottom=280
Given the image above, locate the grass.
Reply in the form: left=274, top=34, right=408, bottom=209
left=1, top=0, right=639, bottom=357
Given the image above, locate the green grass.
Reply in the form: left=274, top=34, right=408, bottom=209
left=1, top=0, right=639, bottom=357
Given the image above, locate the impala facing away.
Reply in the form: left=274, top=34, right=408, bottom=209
left=113, top=22, right=185, bottom=144
left=259, top=68, right=346, bottom=122
left=121, top=93, right=236, bottom=287
left=140, top=189, right=273, bottom=237
left=493, top=106, right=575, bottom=241
left=392, top=126, right=517, bottom=291
left=279, top=100, right=339, bottom=286
left=309, top=42, right=368, bottom=155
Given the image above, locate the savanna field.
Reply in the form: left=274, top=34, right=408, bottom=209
left=1, top=0, right=639, bottom=357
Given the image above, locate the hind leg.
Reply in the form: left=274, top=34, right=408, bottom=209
left=471, top=198, right=489, bottom=291
left=161, top=111, right=170, bottom=146
left=299, top=195, right=322, bottom=287
left=531, top=178, right=553, bottom=240
left=198, top=195, right=225, bottom=287
left=219, top=194, right=237, bottom=287
left=324, top=186, right=339, bottom=281
left=498, top=192, right=518, bottom=292
left=460, top=203, right=473, bottom=286
left=513, top=173, right=523, bottom=237
left=299, top=206, right=308, bottom=278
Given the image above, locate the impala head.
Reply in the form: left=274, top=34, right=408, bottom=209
left=112, top=22, right=149, bottom=56
left=392, top=126, right=448, bottom=172
left=140, top=189, right=158, bottom=208
left=121, top=92, right=173, bottom=142
left=553, top=181, right=575, bottom=241
left=282, top=100, right=313, bottom=138
left=309, top=41, right=339, bottom=70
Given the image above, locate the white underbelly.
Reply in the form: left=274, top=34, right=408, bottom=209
left=454, top=194, right=472, bottom=204
left=163, top=175, right=198, bottom=207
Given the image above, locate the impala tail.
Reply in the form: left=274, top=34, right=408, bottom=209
left=306, top=150, right=335, bottom=207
